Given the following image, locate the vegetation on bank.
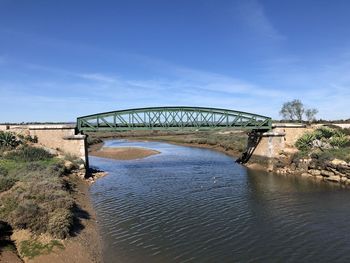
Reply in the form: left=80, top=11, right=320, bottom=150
left=294, top=126, right=350, bottom=162
left=0, top=131, right=82, bottom=259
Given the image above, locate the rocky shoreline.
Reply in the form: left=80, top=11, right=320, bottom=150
left=276, top=157, right=350, bottom=185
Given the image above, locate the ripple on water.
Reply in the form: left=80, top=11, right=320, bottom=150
left=90, top=140, right=350, bottom=263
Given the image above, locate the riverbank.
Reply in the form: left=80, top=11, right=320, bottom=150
left=17, top=175, right=103, bottom=263
left=0, top=141, right=103, bottom=262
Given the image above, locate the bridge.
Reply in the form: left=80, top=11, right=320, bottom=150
left=1, top=107, right=307, bottom=169
left=76, top=106, right=272, bottom=132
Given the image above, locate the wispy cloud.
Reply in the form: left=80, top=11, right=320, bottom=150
left=237, top=0, right=285, bottom=40
left=78, top=73, right=117, bottom=83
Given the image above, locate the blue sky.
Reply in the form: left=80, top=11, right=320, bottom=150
left=0, top=0, right=349, bottom=122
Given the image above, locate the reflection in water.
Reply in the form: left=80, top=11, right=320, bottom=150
left=90, top=140, right=350, bottom=263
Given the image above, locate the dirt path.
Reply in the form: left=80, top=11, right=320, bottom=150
left=0, top=251, right=22, bottom=263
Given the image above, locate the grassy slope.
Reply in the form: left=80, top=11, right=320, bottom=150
left=0, top=146, right=79, bottom=259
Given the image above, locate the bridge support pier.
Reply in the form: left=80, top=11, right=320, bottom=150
left=240, top=124, right=309, bottom=170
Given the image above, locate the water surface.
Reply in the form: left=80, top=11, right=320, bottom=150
left=90, top=140, right=350, bottom=262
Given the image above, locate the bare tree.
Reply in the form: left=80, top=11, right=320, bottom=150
left=280, top=99, right=318, bottom=122
left=305, top=108, right=318, bottom=123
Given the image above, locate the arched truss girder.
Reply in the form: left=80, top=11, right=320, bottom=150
left=76, top=106, right=272, bottom=132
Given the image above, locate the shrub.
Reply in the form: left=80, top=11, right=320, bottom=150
left=206, top=138, right=217, bottom=145
left=0, top=160, right=75, bottom=238
left=0, top=177, right=16, bottom=192
left=0, top=166, right=8, bottom=176
left=47, top=208, right=73, bottom=239
left=5, top=146, right=53, bottom=162
left=10, top=200, right=45, bottom=232
left=295, top=132, right=315, bottom=151
left=0, top=132, right=21, bottom=148
left=329, top=133, right=349, bottom=148
left=315, top=148, right=350, bottom=163
left=314, top=127, right=337, bottom=139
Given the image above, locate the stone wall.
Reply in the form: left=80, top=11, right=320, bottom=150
left=251, top=124, right=313, bottom=160
left=252, top=132, right=285, bottom=159
left=1, top=124, right=88, bottom=166
left=0, top=125, right=10, bottom=131
left=28, top=125, right=87, bottom=164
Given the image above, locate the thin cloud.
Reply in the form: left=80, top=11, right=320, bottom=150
left=237, top=0, right=285, bottom=40
left=78, top=73, right=116, bottom=83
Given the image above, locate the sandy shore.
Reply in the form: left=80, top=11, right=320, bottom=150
left=90, top=146, right=160, bottom=160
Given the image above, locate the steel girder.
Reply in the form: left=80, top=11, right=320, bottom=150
left=76, top=106, right=272, bottom=132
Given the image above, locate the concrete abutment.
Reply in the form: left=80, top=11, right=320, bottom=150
left=0, top=124, right=89, bottom=168
left=247, top=124, right=311, bottom=168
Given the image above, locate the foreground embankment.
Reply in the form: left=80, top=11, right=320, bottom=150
left=0, top=139, right=103, bottom=262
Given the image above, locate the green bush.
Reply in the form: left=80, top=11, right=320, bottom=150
left=314, top=127, right=337, bottom=139
left=0, top=166, right=8, bottom=176
left=5, top=146, right=53, bottom=162
left=0, top=177, right=16, bottom=192
left=295, top=132, right=315, bottom=151
left=329, top=133, right=349, bottom=148
left=315, top=148, right=350, bottom=163
left=0, top=132, right=21, bottom=148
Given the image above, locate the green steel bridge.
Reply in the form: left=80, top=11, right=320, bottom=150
left=76, top=106, right=272, bottom=133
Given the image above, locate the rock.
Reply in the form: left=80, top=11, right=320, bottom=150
left=331, top=159, right=348, bottom=166
left=312, top=139, right=331, bottom=149
left=77, top=171, right=86, bottom=179
left=64, top=161, right=75, bottom=171
left=290, top=163, right=296, bottom=171
left=320, top=170, right=334, bottom=177
left=40, top=146, right=58, bottom=155
left=327, top=167, right=346, bottom=177
left=309, top=169, right=321, bottom=176
left=301, top=172, right=312, bottom=177
left=340, top=177, right=347, bottom=183
left=79, top=164, right=85, bottom=170
left=325, top=175, right=341, bottom=182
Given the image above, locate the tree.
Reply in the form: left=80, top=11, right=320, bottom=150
left=305, top=108, right=318, bottom=123
left=279, top=99, right=318, bottom=123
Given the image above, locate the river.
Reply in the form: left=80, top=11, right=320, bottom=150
left=89, top=140, right=350, bottom=263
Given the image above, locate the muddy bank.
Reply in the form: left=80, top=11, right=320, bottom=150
left=0, top=175, right=103, bottom=263
left=90, top=146, right=160, bottom=160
